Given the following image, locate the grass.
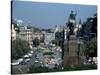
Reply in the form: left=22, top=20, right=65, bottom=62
left=27, top=64, right=97, bottom=74
left=63, top=64, right=97, bottom=71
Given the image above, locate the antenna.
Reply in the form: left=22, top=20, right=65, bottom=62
left=75, top=9, right=77, bottom=15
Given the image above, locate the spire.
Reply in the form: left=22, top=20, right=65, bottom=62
left=79, top=19, right=82, bottom=24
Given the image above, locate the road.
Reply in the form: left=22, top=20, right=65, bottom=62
left=11, top=50, right=38, bottom=74
left=12, top=44, right=63, bottom=74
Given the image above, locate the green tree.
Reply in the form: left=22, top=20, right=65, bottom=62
left=11, top=39, right=30, bottom=60
left=28, top=66, right=49, bottom=73
left=52, top=40, right=59, bottom=46
left=83, top=37, right=97, bottom=58
left=33, top=38, right=40, bottom=46
left=43, top=52, right=54, bottom=55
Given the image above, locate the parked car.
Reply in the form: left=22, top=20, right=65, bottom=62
left=30, top=50, right=33, bottom=53
left=28, top=53, right=32, bottom=57
left=23, top=54, right=29, bottom=58
left=11, top=61, right=19, bottom=66
left=35, top=60, right=39, bottom=63
left=25, top=58, right=30, bottom=63
left=17, top=58, right=23, bottom=62
left=11, top=58, right=23, bottom=66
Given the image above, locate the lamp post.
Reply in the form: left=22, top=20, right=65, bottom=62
left=77, top=37, right=83, bottom=64
left=77, top=38, right=80, bottom=58
left=64, top=27, right=70, bottom=55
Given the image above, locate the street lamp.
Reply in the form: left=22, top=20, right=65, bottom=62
left=77, top=38, right=80, bottom=57
left=77, top=38, right=83, bottom=60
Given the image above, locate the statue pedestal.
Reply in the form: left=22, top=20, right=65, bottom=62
left=63, top=35, right=83, bottom=68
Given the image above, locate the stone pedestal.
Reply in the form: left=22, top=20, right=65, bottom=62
left=63, top=35, right=83, bottom=68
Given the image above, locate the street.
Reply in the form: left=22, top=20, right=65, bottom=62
left=11, top=44, right=63, bottom=74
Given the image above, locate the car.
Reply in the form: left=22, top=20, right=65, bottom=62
left=40, top=61, right=43, bottom=64
left=28, top=53, right=32, bottom=57
left=23, top=54, right=31, bottom=62
left=25, top=59, right=30, bottom=63
left=20, top=61, right=26, bottom=65
left=17, top=58, right=23, bottom=62
left=30, top=50, right=33, bottom=53
left=21, top=58, right=30, bottom=65
left=11, top=61, right=19, bottom=66
left=59, top=49, right=62, bottom=52
left=24, top=56, right=31, bottom=60
left=35, top=60, right=39, bottom=63
left=23, top=54, right=29, bottom=58
left=11, top=58, right=23, bottom=66
left=33, top=47, right=37, bottom=50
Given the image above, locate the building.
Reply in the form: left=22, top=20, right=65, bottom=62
left=44, top=32, right=55, bottom=45
left=54, top=26, right=64, bottom=33
left=34, top=31, right=44, bottom=41
left=11, top=23, right=18, bottom=41
left=18, top=26, right=33, bottom=47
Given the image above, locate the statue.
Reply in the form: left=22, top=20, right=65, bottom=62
left=67, top=10, right=77, bottom=35
left=68, top=10, right=77, bottom=23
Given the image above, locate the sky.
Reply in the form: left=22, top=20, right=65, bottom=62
left=12, top=1, right=97, bottom=29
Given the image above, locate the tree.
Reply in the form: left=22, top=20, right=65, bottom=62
left=40, top=34, right=45, bottom=43
left=87, top=37, right=97, bottom=57
left=28, top=66, right=49, bottom=73
left=33, top=38, right=40, bottom=46
left=43, top=52, right=54, bottom=55
left=83, top=37, right=97, bottom=59
left=11, top=39, right=30, bottom=60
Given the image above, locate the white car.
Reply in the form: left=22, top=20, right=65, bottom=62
left=33, top=47, right=37, bottom=50
left=28, top=53, right=32, bottom=57
left=35, top=60, right=39, bottom=63
left=30, top=50, right=33, bottom=53
left=11, top=58, right=23, bottom=66
left=17, top=58, right=23, bottom=62
left=23, top=54, right=29, bottom=58
left=59, top=49, right=62, bottom=52
left=40, top=61, right=43, bottom=64
left=11, top=61, right=19, bottom=66
left=25, top=58, right=30, bottom=63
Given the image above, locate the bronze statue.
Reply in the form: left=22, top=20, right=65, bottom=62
left=67, top=10, right=77, bottom=35
left=68, top=10, right=77, bottom=22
